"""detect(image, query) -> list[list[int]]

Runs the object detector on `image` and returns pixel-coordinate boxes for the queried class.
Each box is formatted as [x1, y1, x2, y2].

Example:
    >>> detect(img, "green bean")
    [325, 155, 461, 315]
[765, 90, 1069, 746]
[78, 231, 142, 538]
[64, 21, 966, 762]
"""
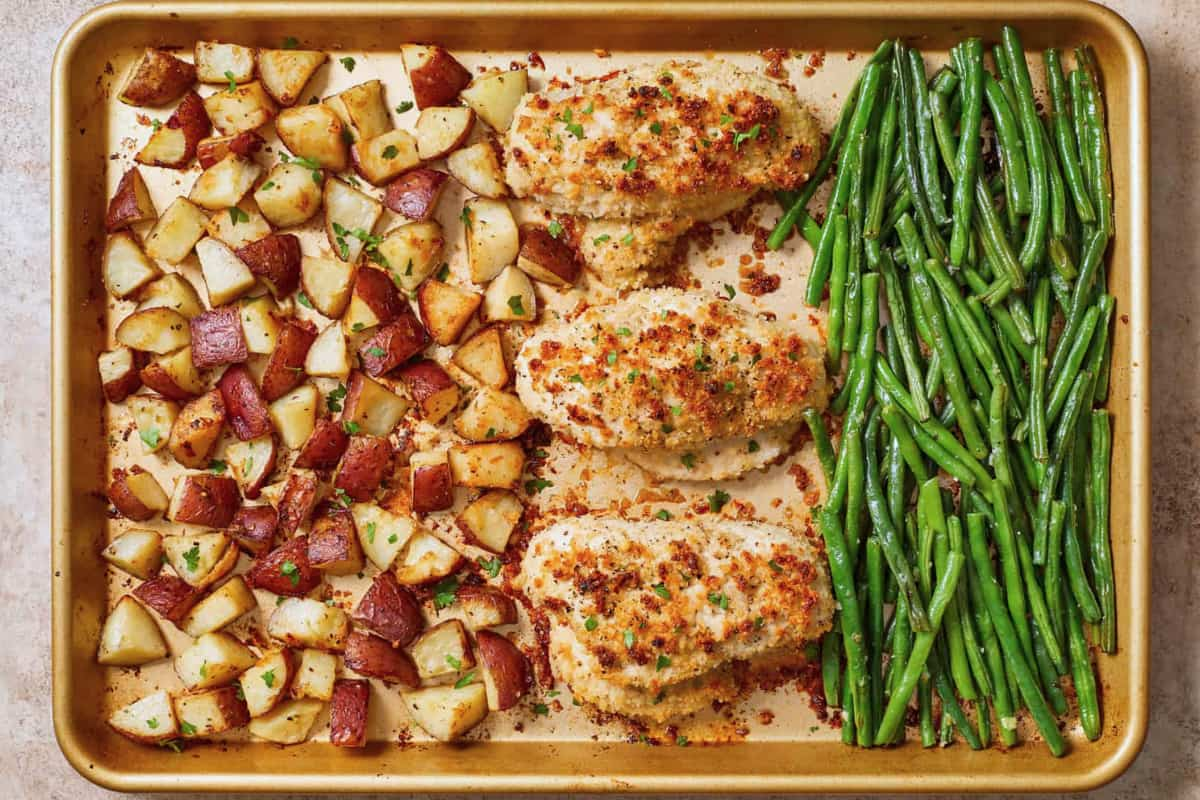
[827, 213, 851, 367]
[929, 86, 957, 173]
[1002, 27, 1050, 270]
[976, 699, 993, 749]
[804, 408, 837, 486]
[1068, 69, 1094, 200]
[973, 172, 1026, 291]
[1049, 237, 1079, 282]
[944, 295, 992, 401]
[865, 79, 900, 240]
[802, 63, 887, 305]
[893, 41, 948, 262]
[816, 506, 872, 742]
[822, 618, 842, 707]
[906, 48, 950, 226]
[1041, 117, 1069, 241]
[874, 550, 963, 744]
[1014, 511, 1067, 674]
[1033, 624, 1069, 715]
[1090, 409, 1117, 652]
[1086, 294, 1115, 407]
[928, 654, 984, 749]
[1046, 304, 1101, 427]
[966, 520, 1067, 757]
[955, 531, 994, 698]
[1044, 50, 1096, 223]
[923, 259, 1008, 393]
[984, 74, 1030, 216]
[1062, 463, 1103, 624]
[866, 538, 886, 730]
[843, 134, 872, 355]
[987, 384, 1014, 492]
[885, 433, 907, 531]
[842, 671, 857, 744]
[1044, 500, 1068, 644]
[1076, 46, 1115, 239]
[912, 267, 989, 458]
[987, 482, 1035, 667]
[937, 517, 978, 700]
[993, 327, 1030, 418]
[880, 405, 929, 483]
[1067, 586, 1103, 740]
[844, 431, 866, 565]
[965, 514, 1019, 746]
[879, 252, 931, 420]
[1034, 370, 1094, 561]
[1048, 229, 1106, 398]
[950, 38, 984, 265]
[1029, 278, 1052, 461]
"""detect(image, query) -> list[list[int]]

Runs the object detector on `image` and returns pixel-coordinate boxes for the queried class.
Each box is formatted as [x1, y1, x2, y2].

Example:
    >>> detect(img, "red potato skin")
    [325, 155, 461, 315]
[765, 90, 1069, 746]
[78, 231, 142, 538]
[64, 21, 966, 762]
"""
[201, 685, 252, 730]
[519, 225, 582, 285]
[476, 629, 533, 711]
[408, 47, 471, 109]
[245, 534, 322, 596]
[260, 319, 318, 402]
[352, 571, 424, 646]
[357, 312, 430, 377]
[190, 307, 249, 369]
[138, 91, 213, 168]
[342, 631, 420, 687]
[172, 474, 241, 528]
[456, 584, 519, 626]
[329, 679, 370, 747]
[197, 130, 265, 169]
[237, 437, 277, 499]
[292, 417, 350, 470]
[107, 468, 161, 521]
[333, 435, 393, 502]
[352, 266, 404, 327]
[105, 168, 156, 232]
[217, 364, 273, 440]
[120, 49, 197, 107]
[396, 360, 458, 423]
[227, 504, 279, 556]
[306, 507, 361, 572]
[101, 354, 144, 404]
[236, 234, 302, 299]
[133, 574, 201, 624]
[140, 357, 200, 401]
[384, 168, 449, 221]
[276, 470, 321, 538]
[410, 460, 453, 515]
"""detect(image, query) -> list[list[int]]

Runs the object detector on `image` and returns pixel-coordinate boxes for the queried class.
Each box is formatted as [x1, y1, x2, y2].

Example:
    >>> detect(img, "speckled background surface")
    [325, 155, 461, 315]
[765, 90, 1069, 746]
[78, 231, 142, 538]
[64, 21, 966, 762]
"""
[7, 0, 1190, 797]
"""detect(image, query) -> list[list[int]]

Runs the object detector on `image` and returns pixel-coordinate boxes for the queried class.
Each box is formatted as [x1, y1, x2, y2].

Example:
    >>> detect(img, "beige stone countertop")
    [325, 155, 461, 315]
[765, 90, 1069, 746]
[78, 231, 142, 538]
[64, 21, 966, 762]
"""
[7, 0, 1190, 796]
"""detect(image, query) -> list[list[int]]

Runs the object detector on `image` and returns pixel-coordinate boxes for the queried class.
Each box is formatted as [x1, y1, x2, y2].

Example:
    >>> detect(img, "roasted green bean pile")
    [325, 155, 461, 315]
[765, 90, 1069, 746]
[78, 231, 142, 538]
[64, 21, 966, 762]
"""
[772, 28, 1116, 755]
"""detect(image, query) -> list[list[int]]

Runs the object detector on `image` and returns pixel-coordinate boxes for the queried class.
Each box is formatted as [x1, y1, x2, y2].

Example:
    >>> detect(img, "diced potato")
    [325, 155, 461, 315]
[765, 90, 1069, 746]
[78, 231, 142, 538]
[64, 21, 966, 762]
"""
[291, 649, 338, 701]
[204, 81, 278, 136]
[195, 237, 256, 306]
[181, 576, 257, 637]
[163, 531, 237, 589]
[448, 442, 525, 489]
[397, 360, 460, 424]
[456, 490, 523, 553]
[226, 435, 277, 499]
[168, 389, 226, 468]
[352, 571, 424, 645]
[276, 104, 347, 171]
[135, 92, 212, 168]
[247, 697, 323, 744]
[341, 266, 402, 333]
[300, 256, 354, 318]
[189, 154, 263, 210]
[267, 597, 350, 651]
[103, 231, 161, 299]
[482, 265, 536, 323]
[108, 468, 170, 521]
[384, 167, 449, 222]
[453, 387, 532, 442]
[394, 530, 462, 585]
[517, 225, 582, 287]
[128, 394, 179, 454]
[447, 141, 507, 199]
[115, 307, 191, 354]
[108, 690, 178, 744]
[197, 130, 265, 169]
[341, 371, 410, 437]
[324, 178, 383, 263]
[414, 106, 474, 160]
[268, 383, 319, 449]
[239, 294, 281, 354]
[99, 347, 141, 403]
[204, 200, 271, 249]
[194, 41, 255, 84]
[304, 323, 352, 380]
[410, 619, 473, 680]
[351, 503, 415, 570]
[175, 631, 257, 690]
[174, 686, 250, 737]
[167, 473, 240, 528]
[137, 273, 205, 319]
[143, 197, 210, 264]
[240, 648, 295, 717]
[401, 683, 488, 742]
[416, 280, 481, 346]
[307, 510, 364, 575]
[118, 49, 195, 107]
[400, 44, 471, 110]
[329, 679, 370, 748]
[409, 450, 453, 514]
[140, 346, 205, 400]
[258, 49, 327, 106]
[254, 162, 324, 228]
[377, 221, 444, 291]
[456, 585, 519, 630]
[326, 80, 391, 142]
[102, 529, 163, 579]
[352, 129, 420, 185]
[97, 595, 168, 666]
[464, 198, 519, 283]
[451, 326, 509, 389]
[476, 629, 532, 711]
[460, 69, 527, 131]
[106, 167, 157, 232]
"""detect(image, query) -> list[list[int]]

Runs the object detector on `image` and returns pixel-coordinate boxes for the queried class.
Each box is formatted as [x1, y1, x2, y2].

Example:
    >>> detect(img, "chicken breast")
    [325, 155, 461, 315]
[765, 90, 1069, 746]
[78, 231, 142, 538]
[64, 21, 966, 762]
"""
[519, 516, 834, 722]
[504, 59, 822, 288]
[514, 289, 829, 479]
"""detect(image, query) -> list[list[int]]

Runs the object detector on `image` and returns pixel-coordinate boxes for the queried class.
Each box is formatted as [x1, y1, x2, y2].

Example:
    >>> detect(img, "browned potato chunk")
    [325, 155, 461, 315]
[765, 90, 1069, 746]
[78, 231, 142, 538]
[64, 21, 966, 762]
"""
[116, 306, 190, 354]
[308, 508, 364, 575]
[174, 686, 250, 738]
[108, 468, 169, 521]
[105, 167, 156, 232]
[357, 313, 430, 377]
[258, 49, 327, 106]
[448, 442, 525, 490]
[197, 130, 265, 169]
[300, 256, 354, 318]
[476, 629, 532, 711]
[400, 683, 488, 742]
[98, 595, 169, 666]
[414, 106, 475, 160]
[334, 435, 393, 502]
[168, 473, 240, 528]
[189, 154, 263, 212]
[204, 81, 278, 136]
[143, 197, 209, 264]
[168, 389, 227, 468]
[163, 531, 238, 589]
[267, 597, 350, 651]
[194, 41, 255, 85]
[103, 232, 161, 300]
[189, 308, 247, 369]
[304, 323, 352, 381]
[119, 48, 196, 107]
[246, 534, 321, 596]
[293, 417, 350, 470]
[276, 104, 347, 171]
[447, 140, 507, 199]
[98, 346, 142, 403]
[456, 489, 523, 553]
[517, 225, 582, 287]
[181, 575, 257, 637]
[394, 530, 462, 586]
[385, 168, 449, 222]
[456, 585, 519, 630]
[254, 162, 323, 228]
[218, 364, 273, 440]
[351, 503, 415, 571]
[397, 360, 459, 424]
[261, 319, 318, 402]
[108, 690, 179, 744]
[101, 529, 163, 580]
[378, 221, 444, 291]
[342, 265, 403, 333]
[329, 679, 370, 747]
[136, 91, 212, 169]
[133, 574, 201, 625]
[225, 435, 277, 499]
[341, 371, 410, 437]
[324, 178, 383, 263]
[352, 570, 424, 645]
[400, 45, 471, 110]
[274, 470, 321, 539]
[344, 630, 420, 686]
[175, 631, 257, 689]
[482, 265, 536, 324]
[204, 200, 271, 249]
[417, 279, 481, 345]
[326, 80, 391, 142]
[410, 619, 474, 680]
[237, 233, 302, 299]
[227, 505, 279, 557]
[409, 450, 453, 514]
[239, 648, 295, 717]
[460, 69, 527, 130]
[452, 326, 509, 389]
[137, 273, 205, 319]
[464, 197, 519, 283]
[247, 697, 323, 744]
[453, 387, 533, 442]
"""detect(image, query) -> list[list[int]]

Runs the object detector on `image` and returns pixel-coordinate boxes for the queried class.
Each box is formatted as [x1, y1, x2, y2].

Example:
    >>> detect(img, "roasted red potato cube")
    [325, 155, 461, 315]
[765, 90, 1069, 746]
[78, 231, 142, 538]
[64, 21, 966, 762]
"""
[217, 363, 273, 440]
[133, 574, 201, 625]
[342, 631, 419, 687]
[451, 326, 509, 389]
[141, 347, 204, 400]
[98, 347, 142, 403]
[343, 266, 404, 333]
[307, 508, 364, 575]
[476, 629, 532, 711]
[397, 360, 459, 424]
[410, 619, 474, 680]
[341, 371, 410, 437]
[190, 307, 249, 369]
[517, 225, 582, 287]
[334, 435, 393, 502]
[236, 234, 302, 299]
[357, 313, 430, 377]
[276, 469, 321, 538]
[168, 474, 241, 528]
[119, 48, 197, 107]
[456, 584, 519, 629]
[168, 389, 227, 468]
[226, 435, 277, 499]
[107, 468, 169, 521]
[352, 571, 424, 646]
[261, 319, 318, 402]
[228, 504, 279, 556]
[197, 130, 265, 169]
[136, 91, 212, 169]
[409, 450, 454, 514]
[105, 167, 157, 232]
[416, 280, 481, 346]
[293, 417, 350, 470]
[384, 168, 450, 222]
[329, 679, 370, 748]
[400, 44, 471, 109]
[246, 535, 322, 596]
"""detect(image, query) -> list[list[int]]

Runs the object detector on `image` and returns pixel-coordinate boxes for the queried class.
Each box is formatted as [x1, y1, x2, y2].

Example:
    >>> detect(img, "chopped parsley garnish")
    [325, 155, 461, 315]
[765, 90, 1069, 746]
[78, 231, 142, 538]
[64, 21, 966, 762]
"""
[508, 295, 526, 316]
[227, 206, 249, 225]
[388, 533, 398, 544]
[708, 591, 730, 610]
[146, 717, 159, 729]
[652, 583, 671, 600]
[724, 283, 737, 299]
[748, 439, 760, 453]
[525, 477, 553, 494]
[656, 654, 671, 671]
[297, 291, 314, 309]
[568, 373, 584, 383]
[582, 102, 594, 114]
[677, 735, 689, 746]
[623, 629, 635, 648]
[381, 144, 399, 159]
[655, 509, 672, 521]
[768, 559, 784, 573]
[707, 489, 731, 513]
[446, 654, 463, 670]
[179, 721, 197, 736]
[788, 351, 799, 361]
[454, 671, 476, 689]
[724, 381, 736, 392]
[282, 36, 299, 49]
[660, 86, 673, 100]
[436, 263, 451, 281]
[621, 156, 638, 172]
[432, 576, 458, 609]
[584, 615, 599, 631]
[260, 180, 275, 191]
[224, 70, 238, 93]
[139, 428, 161, 449]
[365, 522, 376, 543]
[626, 370, 640, 383]
[719, 113, 734, 125]
[605, 350, 618, 365]
[280, 560, 300, 586]
[396, 101, 414, 113]
[547, 220, 564, 238]
[326, 382, 347, 412]
[261, 669, 276, 688]
[615, 327, 633, 337]
[660, 423, 674, 434]
[649, 121, 663, 135]
[485, 427, 496, 438]
[670, 405, 683, 416]
[681, 453, 696, 470]
[557, 108, 584, 139]
[732, 123, 762, 150]
[478, 556, 502, 578]
[181, 544, 201, 572]
[533, 702, 550, 715]
[755, 615, 765, 628]
[621, 232, 635, 245]
[199, 662, 208, 678]
[459, 206, 473, 230]
[333, 487, 352, 508]
[150, 118, 163, 132]
[339, 56, 356, 71]
[593, 234, 611, 245]
[365, 346, 386, 358]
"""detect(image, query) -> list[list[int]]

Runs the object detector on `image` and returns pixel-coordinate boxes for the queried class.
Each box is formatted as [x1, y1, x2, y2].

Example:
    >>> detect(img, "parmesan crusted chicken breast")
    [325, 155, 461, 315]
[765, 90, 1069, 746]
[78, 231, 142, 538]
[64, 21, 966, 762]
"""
[519, 516, 834, 722]
[514, 289, 829, 480]
[504, 59, 822, 288]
